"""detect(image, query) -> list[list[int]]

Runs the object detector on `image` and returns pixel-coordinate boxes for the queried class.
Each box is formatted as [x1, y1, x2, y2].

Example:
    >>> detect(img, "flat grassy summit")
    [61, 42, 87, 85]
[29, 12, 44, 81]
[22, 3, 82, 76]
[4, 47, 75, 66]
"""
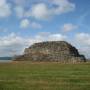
[15, 41, 86, 62]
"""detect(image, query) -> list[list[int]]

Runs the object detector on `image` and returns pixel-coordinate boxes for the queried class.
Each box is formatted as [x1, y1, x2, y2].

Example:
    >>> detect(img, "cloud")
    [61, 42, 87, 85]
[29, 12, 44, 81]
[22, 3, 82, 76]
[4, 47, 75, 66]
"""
[11, 0, 32, 6]
[51, 0, 75, 14]
[14, 6, 24, 18]
[0, 33, 28, 56]
[20, 19, 42, 29]
[31, 22, 42, 29]
[26, 3, 51, 20]
[75, 33, 90, 58]
[20, 19, 30, 28]
[25, 0, 75, 20]
[28, 33, 67, 45]
[27, 33, 67, 45]
[78, 47, 90, 59]
[0, 33, 24, 47]
[0, 32, 89, 58]
[61, 23, 78, 32]
[12, 0, 25, 5]
[75, 33, 90, 46]
[48, 34, 67, 41]
[10, 0, 75, 20]
[0, 0, 11, 18]
[0, 33, 66, 56]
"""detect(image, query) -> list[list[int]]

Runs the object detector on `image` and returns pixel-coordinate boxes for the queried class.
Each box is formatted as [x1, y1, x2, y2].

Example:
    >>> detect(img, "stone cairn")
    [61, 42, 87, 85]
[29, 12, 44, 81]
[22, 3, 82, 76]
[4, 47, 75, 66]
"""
[14, 41, 86, 62]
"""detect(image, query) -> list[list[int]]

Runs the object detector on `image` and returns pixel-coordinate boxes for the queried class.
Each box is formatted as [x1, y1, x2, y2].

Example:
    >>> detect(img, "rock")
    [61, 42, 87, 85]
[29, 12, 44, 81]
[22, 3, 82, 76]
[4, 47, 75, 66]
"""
[14, 41, 86, 62]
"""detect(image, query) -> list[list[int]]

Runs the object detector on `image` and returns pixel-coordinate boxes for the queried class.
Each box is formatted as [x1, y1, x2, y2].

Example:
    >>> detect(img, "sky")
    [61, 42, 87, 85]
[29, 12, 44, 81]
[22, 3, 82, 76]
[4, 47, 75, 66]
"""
[0, 0, 90, 58]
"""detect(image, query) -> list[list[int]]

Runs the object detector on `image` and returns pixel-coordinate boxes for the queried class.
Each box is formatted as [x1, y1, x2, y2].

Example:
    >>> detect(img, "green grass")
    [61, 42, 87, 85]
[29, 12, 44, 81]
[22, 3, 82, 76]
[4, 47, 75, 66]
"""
[0, 62, 90, 90]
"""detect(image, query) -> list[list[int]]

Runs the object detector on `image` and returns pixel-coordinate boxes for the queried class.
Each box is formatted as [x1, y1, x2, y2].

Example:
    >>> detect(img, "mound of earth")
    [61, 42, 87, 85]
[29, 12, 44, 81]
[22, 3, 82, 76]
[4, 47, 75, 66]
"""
[15, 41, 86, 62]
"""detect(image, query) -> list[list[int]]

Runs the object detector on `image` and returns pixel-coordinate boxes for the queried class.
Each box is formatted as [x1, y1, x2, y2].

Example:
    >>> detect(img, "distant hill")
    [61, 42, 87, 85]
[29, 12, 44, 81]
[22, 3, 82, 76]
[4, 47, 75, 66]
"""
[0, 57, 12, 60]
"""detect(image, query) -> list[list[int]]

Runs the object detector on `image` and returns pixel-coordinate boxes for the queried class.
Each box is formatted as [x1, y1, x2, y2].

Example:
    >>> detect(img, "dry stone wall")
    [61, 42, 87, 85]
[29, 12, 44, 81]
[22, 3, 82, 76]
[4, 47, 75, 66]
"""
[15, 41, 86, 62]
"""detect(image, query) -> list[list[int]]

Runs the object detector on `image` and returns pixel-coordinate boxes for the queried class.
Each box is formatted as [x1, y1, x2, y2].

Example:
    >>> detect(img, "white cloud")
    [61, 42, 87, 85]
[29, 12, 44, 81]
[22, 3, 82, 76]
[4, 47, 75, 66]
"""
[25, 0, 75, 20]
[0, 32, 89, 58]
[78, 47, 90, 59]
[20, 19, 42, 29]
[0, 0, 11, 18]
[0, 0, 6, 6]
[20, 19, 30, 28]
[11, 0, 75, 20]
[51, 0, 75, 14]
[31, 22, 42, 29]
[61, 23, 78, 32]
[12, 0, 33, 6]
[75, 33, 90, 46]
[0, 33, 66, 56]
[29, 33, 67, 43]
[26, 3, 50, 20]
[12, 0, 25, 5]
[75, 33, 90, 58]
[48, 34, 66, 41]
[14, 6, 24, 18]
[0, 33, 28, 56]
[0, 33, 23, 46]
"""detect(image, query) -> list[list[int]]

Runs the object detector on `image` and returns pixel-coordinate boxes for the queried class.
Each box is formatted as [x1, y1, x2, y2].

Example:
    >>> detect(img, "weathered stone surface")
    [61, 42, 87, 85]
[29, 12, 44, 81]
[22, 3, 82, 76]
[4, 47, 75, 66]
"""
[15, 41, 86, 62]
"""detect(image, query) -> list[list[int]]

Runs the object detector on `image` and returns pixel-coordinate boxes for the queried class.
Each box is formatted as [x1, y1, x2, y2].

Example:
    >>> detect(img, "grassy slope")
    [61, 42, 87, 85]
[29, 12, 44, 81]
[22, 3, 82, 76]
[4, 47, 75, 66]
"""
[0, 62, 90, 90]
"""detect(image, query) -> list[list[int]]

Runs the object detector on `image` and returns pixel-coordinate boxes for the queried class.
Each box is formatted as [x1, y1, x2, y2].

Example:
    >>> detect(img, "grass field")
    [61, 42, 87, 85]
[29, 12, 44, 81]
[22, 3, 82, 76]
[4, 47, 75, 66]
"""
[0, 61, 90, 90]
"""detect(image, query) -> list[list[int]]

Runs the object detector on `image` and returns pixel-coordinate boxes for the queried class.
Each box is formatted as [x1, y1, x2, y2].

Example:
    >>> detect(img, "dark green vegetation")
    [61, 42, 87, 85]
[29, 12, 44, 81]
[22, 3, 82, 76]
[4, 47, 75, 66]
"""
[0, 57, 12, 60]
[0, 62, 90, 90]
